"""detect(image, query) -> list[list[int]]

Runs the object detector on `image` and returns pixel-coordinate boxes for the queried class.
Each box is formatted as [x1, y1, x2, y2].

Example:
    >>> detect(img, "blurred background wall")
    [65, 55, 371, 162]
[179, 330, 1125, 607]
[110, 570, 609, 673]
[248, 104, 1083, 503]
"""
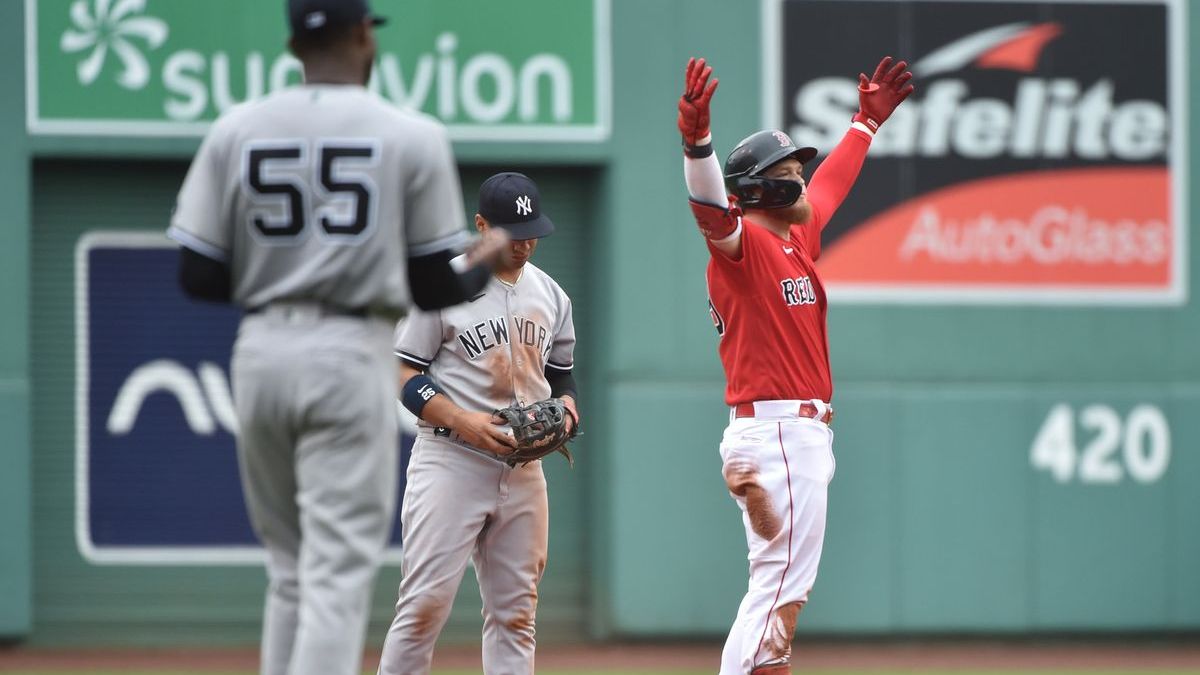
[1, 0, 1196, 647]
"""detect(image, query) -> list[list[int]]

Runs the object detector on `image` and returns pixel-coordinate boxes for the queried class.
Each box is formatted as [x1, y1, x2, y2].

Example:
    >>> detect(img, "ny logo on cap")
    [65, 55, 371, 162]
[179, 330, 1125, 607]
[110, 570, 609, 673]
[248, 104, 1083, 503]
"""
[305, 11, 327, 28]
[515, 195, 533, 216]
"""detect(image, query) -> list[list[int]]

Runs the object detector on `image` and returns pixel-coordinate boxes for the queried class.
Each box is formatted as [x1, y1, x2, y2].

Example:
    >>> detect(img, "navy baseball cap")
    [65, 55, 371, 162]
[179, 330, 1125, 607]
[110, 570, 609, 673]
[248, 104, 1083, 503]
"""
[478, 172, 555, 239]
[287, 0, 386, 37]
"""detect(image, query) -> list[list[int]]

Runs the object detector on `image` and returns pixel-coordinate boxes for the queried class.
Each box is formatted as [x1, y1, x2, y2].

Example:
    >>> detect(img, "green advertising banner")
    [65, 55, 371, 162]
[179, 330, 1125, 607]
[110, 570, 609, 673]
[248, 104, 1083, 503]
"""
[26, 0, 610, 141]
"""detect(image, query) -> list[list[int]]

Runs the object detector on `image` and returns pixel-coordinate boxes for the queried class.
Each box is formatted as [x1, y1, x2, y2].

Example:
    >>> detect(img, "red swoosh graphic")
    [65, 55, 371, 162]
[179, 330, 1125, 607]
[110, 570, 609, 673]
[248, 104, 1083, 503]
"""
[976, 22, 1063, 72]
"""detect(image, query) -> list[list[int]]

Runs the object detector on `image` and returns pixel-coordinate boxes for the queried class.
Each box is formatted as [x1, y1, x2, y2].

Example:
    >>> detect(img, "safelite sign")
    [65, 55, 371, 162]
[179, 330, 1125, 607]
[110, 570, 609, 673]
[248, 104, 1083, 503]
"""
[767, 0, 1185, 305]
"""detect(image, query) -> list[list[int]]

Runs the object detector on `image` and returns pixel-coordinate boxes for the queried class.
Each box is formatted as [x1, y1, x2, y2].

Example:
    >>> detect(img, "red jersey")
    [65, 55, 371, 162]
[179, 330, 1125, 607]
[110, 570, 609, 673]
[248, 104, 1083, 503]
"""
[703, 128, 871, 405]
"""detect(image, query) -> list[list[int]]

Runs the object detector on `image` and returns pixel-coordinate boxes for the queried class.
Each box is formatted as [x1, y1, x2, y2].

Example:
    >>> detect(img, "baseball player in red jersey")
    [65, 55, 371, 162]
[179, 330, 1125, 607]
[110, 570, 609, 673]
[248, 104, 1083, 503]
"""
[677, 56, 913, 674]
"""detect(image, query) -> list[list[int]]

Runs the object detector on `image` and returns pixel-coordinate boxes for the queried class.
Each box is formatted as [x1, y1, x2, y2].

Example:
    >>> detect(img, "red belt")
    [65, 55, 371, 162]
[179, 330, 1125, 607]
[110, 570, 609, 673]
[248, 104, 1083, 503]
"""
[734, 401, 834, 425]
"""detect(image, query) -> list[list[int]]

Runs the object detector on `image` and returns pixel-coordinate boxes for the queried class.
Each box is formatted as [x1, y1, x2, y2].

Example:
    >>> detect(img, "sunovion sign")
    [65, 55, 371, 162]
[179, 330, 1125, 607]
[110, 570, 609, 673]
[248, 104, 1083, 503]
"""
[76, 232, 407, 564]
[766, 0, 1185, 304]
[28, 0, 610, 141]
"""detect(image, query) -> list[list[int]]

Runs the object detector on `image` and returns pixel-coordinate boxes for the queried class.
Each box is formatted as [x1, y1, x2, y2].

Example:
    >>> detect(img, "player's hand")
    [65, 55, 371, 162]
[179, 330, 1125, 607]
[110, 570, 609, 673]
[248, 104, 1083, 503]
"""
[453, 410, 519, 455]
[853, 56, 914, 132]
[561, 396, 579, 436]
[463, 228, 511, 270]
[678, 57, 719, 146]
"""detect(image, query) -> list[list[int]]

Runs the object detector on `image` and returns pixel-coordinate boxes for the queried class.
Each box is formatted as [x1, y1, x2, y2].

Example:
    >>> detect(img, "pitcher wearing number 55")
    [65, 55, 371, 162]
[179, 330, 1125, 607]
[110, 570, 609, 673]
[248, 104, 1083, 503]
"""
[166, 1, 508, 674]
[677, 56, 912, 674]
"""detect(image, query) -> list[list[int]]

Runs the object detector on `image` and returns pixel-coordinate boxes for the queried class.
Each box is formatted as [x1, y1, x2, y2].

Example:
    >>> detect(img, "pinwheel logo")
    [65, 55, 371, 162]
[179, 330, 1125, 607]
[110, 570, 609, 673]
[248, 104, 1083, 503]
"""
[59, 0, 168, 90]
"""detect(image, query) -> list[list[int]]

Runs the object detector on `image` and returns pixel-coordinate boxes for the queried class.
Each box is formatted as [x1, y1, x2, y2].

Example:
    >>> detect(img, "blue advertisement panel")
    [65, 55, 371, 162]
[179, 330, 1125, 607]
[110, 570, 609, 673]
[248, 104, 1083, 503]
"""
[75, 232, 408, 564]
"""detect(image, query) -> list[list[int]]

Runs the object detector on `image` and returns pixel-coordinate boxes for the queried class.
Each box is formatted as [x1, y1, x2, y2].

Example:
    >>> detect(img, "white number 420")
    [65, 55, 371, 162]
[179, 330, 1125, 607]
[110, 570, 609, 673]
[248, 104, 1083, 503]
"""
[1030, 404, 1171, 485]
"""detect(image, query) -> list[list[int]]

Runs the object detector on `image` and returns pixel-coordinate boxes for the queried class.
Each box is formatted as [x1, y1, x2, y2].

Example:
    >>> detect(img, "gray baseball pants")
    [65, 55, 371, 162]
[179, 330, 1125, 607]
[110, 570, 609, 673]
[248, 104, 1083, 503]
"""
[378, 435, 549, 675]
[232, 309, 399, 675]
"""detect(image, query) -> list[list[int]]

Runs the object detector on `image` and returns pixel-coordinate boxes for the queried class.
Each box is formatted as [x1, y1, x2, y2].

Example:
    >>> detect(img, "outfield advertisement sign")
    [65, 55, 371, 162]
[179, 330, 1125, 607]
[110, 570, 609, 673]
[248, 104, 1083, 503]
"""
[29, 0, 610, 141]
[767, 0, 1185, 305]
[75, 232, 408, 564]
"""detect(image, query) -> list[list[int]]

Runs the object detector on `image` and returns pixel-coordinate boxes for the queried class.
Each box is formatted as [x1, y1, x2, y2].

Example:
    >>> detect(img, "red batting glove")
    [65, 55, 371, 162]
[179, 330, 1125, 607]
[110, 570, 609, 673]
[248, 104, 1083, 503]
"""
[852, 56, 914, 132]
[677, 57, 719, 146]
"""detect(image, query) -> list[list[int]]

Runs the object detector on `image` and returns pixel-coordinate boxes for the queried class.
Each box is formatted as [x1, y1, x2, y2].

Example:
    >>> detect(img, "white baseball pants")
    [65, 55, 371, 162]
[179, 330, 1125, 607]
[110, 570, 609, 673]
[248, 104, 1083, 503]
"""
[718, 403, 836, 675]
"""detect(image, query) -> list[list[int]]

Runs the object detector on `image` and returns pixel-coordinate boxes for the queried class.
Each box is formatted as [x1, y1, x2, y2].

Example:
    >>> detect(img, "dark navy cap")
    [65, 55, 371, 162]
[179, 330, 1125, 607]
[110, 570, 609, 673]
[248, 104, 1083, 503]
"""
[287, 0, 386, 37]
[478, 172, 555, 239]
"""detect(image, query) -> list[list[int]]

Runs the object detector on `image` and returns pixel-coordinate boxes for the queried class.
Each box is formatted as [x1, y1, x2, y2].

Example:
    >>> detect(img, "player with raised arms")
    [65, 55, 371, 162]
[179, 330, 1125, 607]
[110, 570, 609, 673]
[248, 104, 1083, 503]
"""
[677, 55, 913, 674]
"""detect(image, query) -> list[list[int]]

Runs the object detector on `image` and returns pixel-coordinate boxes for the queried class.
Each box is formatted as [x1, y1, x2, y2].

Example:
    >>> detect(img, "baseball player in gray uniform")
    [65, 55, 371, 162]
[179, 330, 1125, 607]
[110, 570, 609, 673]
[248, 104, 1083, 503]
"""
[378, 172, 579, 675]
[166, 2, 508, 674]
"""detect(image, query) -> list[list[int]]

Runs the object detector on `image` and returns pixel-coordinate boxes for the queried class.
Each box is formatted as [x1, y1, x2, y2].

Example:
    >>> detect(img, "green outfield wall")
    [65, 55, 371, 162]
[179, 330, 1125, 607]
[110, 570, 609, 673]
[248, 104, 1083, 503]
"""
[2, 0, 1197, 647]
[1, 0, 33, 638]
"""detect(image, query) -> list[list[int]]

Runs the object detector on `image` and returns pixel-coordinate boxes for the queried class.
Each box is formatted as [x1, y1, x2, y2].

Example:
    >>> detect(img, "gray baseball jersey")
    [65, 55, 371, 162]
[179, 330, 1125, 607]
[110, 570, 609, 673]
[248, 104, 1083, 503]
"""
[393, 261, 576, 415]
[167, 82, 469, 675]
[380, 260, 575, 674]
[167, 84, 468, 312]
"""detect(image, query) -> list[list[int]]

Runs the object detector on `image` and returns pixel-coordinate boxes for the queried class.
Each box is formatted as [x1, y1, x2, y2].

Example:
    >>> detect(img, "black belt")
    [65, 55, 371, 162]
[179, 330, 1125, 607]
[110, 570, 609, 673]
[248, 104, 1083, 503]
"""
[246, 303, 370, 318]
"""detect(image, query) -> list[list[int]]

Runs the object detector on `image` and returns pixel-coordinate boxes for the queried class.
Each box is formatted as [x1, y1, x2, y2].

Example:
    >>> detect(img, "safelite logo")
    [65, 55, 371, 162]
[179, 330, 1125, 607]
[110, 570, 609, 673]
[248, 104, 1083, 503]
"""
[776, 0, 1183, 305]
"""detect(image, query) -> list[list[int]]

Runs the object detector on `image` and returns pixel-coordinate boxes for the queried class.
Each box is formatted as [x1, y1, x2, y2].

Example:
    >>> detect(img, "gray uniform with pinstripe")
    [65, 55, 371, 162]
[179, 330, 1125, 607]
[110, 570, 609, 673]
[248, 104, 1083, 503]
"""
[379, 261, 575, 675]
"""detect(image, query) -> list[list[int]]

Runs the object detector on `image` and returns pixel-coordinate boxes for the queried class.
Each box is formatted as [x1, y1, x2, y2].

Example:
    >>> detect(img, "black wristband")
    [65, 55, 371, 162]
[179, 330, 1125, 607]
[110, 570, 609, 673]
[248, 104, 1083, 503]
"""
[683, 140, 714, 158]
[401, 374, 442, 418]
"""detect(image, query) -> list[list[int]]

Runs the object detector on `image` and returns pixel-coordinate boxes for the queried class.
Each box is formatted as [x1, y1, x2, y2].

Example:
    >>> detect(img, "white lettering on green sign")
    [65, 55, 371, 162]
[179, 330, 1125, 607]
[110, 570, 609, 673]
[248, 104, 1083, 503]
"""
[28, 0, 610, 140]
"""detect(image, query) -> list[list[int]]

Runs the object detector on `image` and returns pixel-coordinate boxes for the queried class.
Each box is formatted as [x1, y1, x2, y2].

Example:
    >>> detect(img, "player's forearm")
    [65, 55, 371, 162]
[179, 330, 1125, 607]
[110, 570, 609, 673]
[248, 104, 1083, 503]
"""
[683, 135, 727, 206]
[684, 136, 743, 257]
[398, 365, 471, 428]
[547, 366, 580, 428]
[417, 394, 472, 430]
[407, 248, 491, 310]
[806, 125, 873, 224]
[545, 366, 577, 401]
[177, 246, 232, 303]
